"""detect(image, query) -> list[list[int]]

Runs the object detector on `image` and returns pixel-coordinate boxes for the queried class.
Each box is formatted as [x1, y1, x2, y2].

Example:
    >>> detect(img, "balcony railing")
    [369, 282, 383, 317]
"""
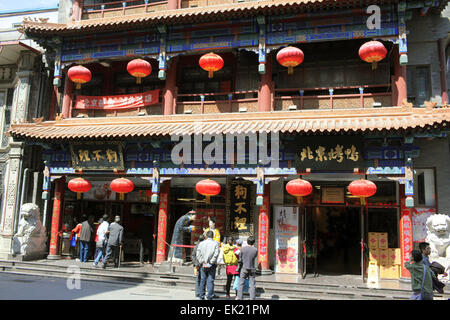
[82, 0, 168, 20]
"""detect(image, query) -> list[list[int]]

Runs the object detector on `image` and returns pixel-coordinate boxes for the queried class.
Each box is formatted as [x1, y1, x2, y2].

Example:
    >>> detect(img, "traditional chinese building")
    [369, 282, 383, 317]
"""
[6, 0, 450, 281]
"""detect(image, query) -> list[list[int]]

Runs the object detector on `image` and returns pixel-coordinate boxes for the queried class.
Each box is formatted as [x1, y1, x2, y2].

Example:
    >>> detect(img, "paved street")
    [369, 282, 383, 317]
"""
[0, 272, 199, 300]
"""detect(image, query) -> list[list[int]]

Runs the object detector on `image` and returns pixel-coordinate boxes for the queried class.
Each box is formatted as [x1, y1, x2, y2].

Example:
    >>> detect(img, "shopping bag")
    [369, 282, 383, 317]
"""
[232, 275, 249, 293]
[70, 235, 77, 247]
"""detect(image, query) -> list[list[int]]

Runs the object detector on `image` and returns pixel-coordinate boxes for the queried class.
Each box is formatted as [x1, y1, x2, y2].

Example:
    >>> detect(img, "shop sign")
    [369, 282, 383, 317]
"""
[292, 136, 364, 170]
[74, 89, 159, 110]
[321, 187, 345, 204]
[70, 141, 124, 171]
[411, 208, 435, 243]
[227, 179, 253, 234]
[274, 206, 298, 274]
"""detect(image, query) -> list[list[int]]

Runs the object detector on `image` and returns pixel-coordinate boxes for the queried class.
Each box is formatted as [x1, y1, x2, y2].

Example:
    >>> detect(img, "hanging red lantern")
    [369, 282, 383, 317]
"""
[67, 65, 92, 90]
[195, 179, 221, 204]
[358, 41, 387, 70]
[276, 46, 304, 75]
[286, 179, 313, 204]
[199, 53, 224, 78]
[127, 58, 152, 84]
[348, 179, 377, 205]
[110, 178, 134, 200]
[68, 177, 92, 200]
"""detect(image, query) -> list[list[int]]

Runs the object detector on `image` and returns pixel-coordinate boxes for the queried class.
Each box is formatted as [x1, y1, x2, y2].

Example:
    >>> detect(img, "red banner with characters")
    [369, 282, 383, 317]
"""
[74, 89, 160, 110]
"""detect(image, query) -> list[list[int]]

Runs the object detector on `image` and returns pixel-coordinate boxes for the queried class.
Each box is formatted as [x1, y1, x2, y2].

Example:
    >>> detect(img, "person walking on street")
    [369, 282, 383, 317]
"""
[79, 215, 94, 263]
[192, 234, 205, 298]
[404, 249, 434, 300]
[223, 236, 239, 299]
[93, 214, 109, 267]
[196, 230, 219, 300]
[102, 215, 124, 269]
[237, 236, 258, 300]
[418, 242, 431, 267]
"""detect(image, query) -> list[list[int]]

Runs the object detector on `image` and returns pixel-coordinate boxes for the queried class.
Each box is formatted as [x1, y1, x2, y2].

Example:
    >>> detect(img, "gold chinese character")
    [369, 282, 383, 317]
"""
[106, 149, 118, 163]
[344, 145, 359, 161]
[78, 150, 90, 162]
[234, 185, 247, 200]
[92, 150, 104, 162]
[328, 144, 344, 163]
[300, 146, 314, 161]
[234, 202, 247, 215]
[234, 217, 247, 230]
[315, 146, 327, 162]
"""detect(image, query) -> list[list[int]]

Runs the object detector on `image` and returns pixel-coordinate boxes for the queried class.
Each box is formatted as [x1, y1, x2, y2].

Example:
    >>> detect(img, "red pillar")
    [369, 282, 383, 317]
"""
[438, 39, 448, 104]
[163, 57, 178, 115]
[393, 46, 407, 107]
[168, 0, 178, 10]
[258, 185, 271, 274]
[258, 54, 273, 112]
[156, 180, 170, 263]
[47, 177, 65, 259]
[399, 185, 412, 280]
[72, 0, 84, 21]
[62, 73, 74, 119]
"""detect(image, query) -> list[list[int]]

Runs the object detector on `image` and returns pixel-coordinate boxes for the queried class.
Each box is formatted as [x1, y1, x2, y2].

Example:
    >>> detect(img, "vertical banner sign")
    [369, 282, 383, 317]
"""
[227, 179, 253, 235]
[400, 192, 413, 279]
[49, 178, 65, 256]
[258, 193, 270, 270]
[274, 206, 299, 274]
[156, 183, 169, 263]
[411, 208, 435, 243]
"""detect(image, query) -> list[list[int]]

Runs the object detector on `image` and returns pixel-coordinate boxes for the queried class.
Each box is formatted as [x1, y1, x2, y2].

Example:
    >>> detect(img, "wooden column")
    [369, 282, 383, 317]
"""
[163, 57, 178, 115]
[438, 39, 448, 104]
[258, 185, 271, 274]
[156, 180, 170, 263]
[61, 73, 74, 119]
[392, 45, 407, 106]
[258, 54, 273, 112]
[72, 0, 84, 21]
[47, 177, 65, 259]
[399, 184, 412, 280]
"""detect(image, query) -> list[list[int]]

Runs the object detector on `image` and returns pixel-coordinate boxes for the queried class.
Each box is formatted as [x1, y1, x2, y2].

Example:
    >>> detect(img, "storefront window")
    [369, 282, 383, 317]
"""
[413, 168, 435, 207]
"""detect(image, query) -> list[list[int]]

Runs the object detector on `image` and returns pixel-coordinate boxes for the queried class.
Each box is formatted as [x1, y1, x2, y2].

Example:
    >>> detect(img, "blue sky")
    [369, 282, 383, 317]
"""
[0, 0, 58, 12]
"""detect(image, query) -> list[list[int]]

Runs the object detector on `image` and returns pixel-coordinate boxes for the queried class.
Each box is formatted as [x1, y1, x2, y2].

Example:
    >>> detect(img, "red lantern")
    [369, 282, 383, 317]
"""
[286, 179, 313, 204]
[358, 41, 387, 70]
[276, 46, 304, 75]
[110, 178, 134, 200]
[348, 179, 377, 205]
[195, 179, 221, 204]
[199, 53, 224, 78]
[68, 177, 92, 200]
[68, 65, 92, 90]
[127, 58, 152, 84]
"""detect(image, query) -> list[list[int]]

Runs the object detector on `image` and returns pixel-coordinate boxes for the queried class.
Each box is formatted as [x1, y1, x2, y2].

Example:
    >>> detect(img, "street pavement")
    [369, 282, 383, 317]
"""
[0, 272, 199, 300]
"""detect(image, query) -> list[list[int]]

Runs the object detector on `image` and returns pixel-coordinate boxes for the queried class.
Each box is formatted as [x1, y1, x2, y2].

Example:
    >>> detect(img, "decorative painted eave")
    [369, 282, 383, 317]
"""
[8, 104, 450, 141]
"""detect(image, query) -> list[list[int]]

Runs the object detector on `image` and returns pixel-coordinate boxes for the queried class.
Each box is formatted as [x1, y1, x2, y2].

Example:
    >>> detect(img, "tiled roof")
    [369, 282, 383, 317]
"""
[20, 0, 394, 36]
[8, 106, 450, 141]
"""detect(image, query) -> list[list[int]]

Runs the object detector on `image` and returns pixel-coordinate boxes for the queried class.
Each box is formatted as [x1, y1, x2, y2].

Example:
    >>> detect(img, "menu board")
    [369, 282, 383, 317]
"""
[274, 206, 299, 274]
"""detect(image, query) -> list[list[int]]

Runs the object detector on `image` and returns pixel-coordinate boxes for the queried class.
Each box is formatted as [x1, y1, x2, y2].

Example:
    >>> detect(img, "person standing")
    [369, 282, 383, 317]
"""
[196, 230, 219, 300]
[404, 249, 434, 300]
[418, 242, 431, 267]
[79, 215, 94, 263]
[70, 218, 82, 259]
[170, 210, 196, 264]
[102, 215, 124, 269]
[203, 216, 221, 243]
[192, 234, 205, 298]
[223, 236, 239, 299]
[237, 236, 258, 300]
[93, 214, 109, 267]
[138, 216, 154, 265]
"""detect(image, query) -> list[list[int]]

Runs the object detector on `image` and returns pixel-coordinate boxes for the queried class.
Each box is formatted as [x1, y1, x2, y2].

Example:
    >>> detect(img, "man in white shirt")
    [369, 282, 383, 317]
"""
[93, 214, 109, 267]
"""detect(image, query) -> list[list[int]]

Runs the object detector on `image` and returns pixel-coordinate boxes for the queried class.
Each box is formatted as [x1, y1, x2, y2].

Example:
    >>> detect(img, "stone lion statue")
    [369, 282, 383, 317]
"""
[12, 203, 46, 258]
[425, 213, 450, 270]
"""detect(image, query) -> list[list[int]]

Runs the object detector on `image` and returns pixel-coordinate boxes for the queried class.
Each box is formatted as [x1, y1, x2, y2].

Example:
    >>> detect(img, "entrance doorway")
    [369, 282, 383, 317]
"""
[302, 206, 362, 276]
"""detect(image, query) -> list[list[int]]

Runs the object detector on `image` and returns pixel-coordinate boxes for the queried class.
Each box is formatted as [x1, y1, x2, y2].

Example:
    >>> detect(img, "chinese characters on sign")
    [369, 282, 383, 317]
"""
[70, 142, 124, 171]
[299, 145, 359, 163]
[74, 89, 159, 110]
[274, 206, 298, 274]
[227, 180, 253, 234]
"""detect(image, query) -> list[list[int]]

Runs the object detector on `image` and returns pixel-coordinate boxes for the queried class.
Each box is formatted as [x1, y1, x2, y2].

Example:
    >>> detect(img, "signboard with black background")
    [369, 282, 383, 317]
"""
[226, 178, 254, 235]
[292, 135, 364, 171]
[70, 141, 124, 171]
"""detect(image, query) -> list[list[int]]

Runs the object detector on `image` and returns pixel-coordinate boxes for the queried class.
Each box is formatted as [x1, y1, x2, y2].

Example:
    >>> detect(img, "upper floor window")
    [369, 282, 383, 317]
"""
[407, 66, 431, 106]
[0, 88, 14, 148]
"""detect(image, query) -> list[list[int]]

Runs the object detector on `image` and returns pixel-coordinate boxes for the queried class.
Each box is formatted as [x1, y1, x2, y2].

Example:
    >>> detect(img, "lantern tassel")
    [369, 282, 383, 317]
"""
[288, 66, 293, 75]
[296, 196, 303, 205]
[205, 195, 210, 204]
[371, 61, 377, 70]
[120, 193, 124, 201]
[76, 83, 81, 90]
[361, 197, 366, 206]
[208, 70, 213, 78]
[137, 77, 141, 84]
[77, 192, 81, 200]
